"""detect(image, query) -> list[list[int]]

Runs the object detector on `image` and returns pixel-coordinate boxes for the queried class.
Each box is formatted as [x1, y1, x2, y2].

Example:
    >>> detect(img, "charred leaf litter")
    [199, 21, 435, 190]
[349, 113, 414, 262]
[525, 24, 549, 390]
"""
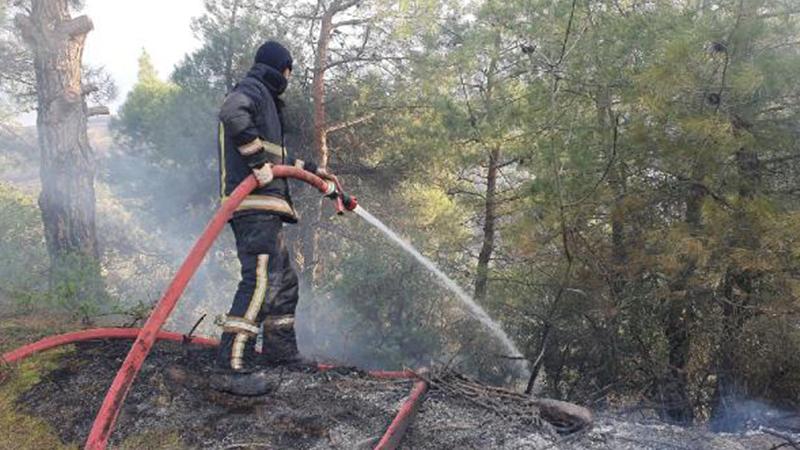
[12, 340, 800, 449]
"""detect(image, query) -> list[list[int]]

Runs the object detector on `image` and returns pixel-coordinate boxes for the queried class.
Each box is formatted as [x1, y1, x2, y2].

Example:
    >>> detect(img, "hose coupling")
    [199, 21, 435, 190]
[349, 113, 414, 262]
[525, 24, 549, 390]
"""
[324, 181, 337, 198]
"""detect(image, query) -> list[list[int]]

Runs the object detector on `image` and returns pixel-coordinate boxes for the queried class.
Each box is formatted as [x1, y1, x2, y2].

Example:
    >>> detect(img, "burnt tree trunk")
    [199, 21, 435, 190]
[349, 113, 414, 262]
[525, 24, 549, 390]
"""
[594, 87, 626, 389]
[595, 88, 626, 294]
[16, 1, 105, 297]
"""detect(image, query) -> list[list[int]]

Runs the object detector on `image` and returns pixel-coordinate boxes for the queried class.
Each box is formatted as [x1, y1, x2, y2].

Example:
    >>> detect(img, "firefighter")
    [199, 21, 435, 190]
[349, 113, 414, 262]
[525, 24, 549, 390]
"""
[213, 41, 335, 394]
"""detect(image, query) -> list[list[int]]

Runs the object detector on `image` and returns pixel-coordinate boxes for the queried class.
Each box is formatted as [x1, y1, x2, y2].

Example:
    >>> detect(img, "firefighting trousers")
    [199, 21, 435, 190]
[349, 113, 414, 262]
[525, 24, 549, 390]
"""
[217, 213, 300, 371]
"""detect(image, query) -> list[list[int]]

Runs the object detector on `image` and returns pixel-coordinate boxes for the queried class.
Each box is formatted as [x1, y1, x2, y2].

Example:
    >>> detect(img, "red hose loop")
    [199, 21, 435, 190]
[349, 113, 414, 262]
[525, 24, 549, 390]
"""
[1, 328, 217, 365]
[4, 337, 416, 382]
[84, 168, 332, 450]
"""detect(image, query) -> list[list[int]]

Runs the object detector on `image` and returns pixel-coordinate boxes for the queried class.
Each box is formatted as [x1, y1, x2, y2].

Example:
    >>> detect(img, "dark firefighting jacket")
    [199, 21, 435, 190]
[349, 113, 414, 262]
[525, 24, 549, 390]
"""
[218, 63, 317, 223]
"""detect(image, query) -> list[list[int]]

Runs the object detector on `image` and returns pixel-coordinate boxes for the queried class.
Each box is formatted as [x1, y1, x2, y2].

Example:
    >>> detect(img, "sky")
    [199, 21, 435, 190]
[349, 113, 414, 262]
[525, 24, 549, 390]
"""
[17, 0, 205, 124]
[83, 0, 206, 111]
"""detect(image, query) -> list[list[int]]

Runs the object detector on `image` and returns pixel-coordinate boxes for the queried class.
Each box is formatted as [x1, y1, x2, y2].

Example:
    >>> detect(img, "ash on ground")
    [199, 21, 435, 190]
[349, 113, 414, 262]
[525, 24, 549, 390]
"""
[403, 387, 798, 449]
[10, 340, 800, 449]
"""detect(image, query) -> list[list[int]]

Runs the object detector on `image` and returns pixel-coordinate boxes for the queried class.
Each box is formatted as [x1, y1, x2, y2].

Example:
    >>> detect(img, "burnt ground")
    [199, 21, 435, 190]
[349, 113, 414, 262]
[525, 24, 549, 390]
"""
[15, 340, 413, 449]
[7, 339, 800, 449]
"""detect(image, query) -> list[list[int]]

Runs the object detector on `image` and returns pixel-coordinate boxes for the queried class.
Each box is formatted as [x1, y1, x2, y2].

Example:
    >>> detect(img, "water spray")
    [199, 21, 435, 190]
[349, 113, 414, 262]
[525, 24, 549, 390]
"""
[352, 205, 527, 372]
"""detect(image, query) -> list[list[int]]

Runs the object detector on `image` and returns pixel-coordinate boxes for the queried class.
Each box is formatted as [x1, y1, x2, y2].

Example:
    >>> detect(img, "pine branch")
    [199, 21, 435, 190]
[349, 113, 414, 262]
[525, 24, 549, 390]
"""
[325, 113, 376, 133]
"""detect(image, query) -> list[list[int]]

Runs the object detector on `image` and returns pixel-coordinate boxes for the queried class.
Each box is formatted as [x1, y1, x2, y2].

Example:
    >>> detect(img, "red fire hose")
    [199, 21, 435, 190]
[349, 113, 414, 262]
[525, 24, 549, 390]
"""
[83, 168, 347, 450]
[375, 379, 429, 449]
[1, 328, 216, 364]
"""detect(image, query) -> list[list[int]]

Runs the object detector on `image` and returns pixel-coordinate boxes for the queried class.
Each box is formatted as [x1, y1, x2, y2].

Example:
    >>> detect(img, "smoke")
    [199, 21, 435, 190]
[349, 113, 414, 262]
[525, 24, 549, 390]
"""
[92, 116, 237, 336]
[0, 116, 236, 332]
[710, 398, 800, 433]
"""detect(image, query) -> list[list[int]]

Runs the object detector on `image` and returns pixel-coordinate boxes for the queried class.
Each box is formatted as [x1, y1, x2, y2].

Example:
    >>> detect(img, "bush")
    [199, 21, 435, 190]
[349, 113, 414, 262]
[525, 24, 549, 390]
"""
[0, 183, 111, 321]
[0, 183, 48, 308]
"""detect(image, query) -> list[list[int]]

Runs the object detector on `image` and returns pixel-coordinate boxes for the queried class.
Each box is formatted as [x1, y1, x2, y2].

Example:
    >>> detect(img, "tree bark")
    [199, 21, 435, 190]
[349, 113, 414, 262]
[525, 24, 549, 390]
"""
[474, 145, 500, 302]
[17, 0, 102, 297]
[710, 144, 760, 429]
[658, 167, 705, 425]
[473, 34, 502, 302]
[595, 88, 626, 294]
[300, 8, 335, 286]
[661, 288, 694, 424]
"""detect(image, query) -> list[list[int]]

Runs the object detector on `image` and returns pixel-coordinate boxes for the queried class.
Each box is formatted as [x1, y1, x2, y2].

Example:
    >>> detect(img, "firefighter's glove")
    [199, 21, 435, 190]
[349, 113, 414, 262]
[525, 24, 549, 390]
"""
[316, 167, 338, 184]
[252, 163, 274, 187]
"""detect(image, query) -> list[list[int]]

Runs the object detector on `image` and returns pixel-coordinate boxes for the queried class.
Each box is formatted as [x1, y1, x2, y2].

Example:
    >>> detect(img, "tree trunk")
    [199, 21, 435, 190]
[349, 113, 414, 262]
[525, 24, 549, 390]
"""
[710, 268, 750, 430]
[17, 1, 103, 300]
[661, 290, 694, 424]
[474, 145, 500, 302]
[300, 9, 334, 286]
[595, 89, 626, 294]
[658, 170, 705, 425]
[473, 34, 502, 302]
[710, 145, 760, 429]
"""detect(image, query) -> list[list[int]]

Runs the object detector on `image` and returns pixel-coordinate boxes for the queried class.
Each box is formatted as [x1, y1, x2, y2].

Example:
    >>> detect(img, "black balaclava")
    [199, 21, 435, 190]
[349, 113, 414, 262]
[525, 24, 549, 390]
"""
[252, 41, 293, 96]
[255, 41, 293, 73]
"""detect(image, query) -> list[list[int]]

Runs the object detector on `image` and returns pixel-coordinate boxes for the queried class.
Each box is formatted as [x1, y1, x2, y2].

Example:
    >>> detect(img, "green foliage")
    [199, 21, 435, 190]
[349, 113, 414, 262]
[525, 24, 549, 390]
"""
[327, 0, 800, 420]
[116, 51, 182, 157]
[46, 252, 111, 322]
[114, 1, 283, 211]
[313, 240, 447, 369]
[0, 2, 33, 112]
[0, 184, 111, 321]
[0, 184, 47, 306]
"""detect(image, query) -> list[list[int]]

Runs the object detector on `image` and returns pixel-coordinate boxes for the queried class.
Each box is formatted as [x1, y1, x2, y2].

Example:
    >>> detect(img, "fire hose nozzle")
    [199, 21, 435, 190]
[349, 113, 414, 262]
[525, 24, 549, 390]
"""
[341, 193, 358, 211]
[323, 179, 358, 215]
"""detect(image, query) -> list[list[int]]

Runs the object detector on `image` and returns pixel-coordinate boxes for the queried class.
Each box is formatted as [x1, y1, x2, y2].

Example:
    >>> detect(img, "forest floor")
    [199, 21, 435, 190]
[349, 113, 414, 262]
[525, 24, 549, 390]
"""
[2, 321, 798, 450]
